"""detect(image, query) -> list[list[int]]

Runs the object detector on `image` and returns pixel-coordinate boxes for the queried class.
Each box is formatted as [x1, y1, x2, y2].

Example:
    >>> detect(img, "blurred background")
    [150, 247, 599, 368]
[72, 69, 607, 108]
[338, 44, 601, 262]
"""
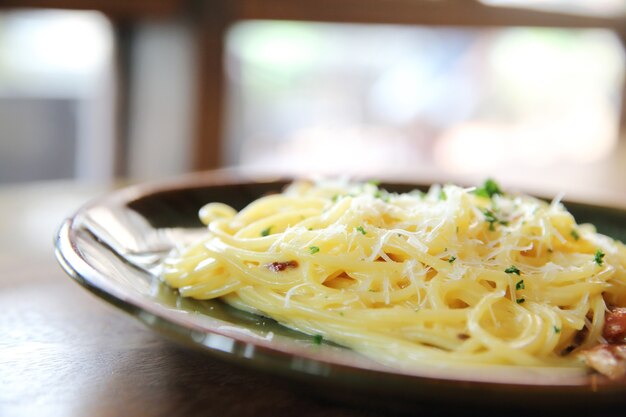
[0, 0, 625, 200]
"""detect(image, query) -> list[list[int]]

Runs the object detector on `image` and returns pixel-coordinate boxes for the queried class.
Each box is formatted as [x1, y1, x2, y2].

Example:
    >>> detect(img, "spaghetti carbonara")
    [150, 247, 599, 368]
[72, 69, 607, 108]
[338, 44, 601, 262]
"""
[161, 179, 626, 377]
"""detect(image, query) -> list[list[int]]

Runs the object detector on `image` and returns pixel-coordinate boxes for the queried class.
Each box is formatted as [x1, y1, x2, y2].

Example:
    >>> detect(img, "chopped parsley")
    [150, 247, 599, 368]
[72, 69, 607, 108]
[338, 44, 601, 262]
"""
[448, 256, 456, 264]
[309, 246, 320, 254]
[483, 209, 498, 231]
[515, 279, 525, 290]
[331, 194, 340, 202]
[374, 189, 390, 202]
[594, 249, 605, 266]
[261, 226, 272, 237]
[474, 178, 503, 199]
[367, 179, 381, 186]
[505, 265, 521, 275]
[570, 229, 580, 241]
[312, 334, 323, 345]
[356, 226, 367, 235]
[554, 326, 561, 334]
[439, 189, 447, 201]
[516, 298, 525, 304]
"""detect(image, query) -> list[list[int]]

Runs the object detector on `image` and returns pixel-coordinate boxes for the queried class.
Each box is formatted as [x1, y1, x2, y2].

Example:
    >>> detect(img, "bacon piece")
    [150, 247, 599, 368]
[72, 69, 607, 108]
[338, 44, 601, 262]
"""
[580, 308, 626, 379]
[266, 260, 298, 272]
[603, 307, 626, 343]
[581, 344, 626, 380]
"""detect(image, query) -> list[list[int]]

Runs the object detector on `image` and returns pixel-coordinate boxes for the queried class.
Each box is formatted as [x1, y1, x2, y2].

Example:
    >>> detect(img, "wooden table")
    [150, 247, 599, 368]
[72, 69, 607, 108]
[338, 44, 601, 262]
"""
[1, 179, 624, 417]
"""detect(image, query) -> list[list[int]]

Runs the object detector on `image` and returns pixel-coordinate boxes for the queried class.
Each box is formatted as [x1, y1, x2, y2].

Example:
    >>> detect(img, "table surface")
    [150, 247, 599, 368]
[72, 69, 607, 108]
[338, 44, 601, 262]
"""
[0, 180, 384, 417]
[1, 178, 625, 417]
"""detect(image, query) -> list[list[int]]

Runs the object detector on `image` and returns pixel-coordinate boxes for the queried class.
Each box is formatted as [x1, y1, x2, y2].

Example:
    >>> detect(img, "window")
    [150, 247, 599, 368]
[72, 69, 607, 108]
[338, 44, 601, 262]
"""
[0, 10, 114, 183]
[224, 21, 625, 193]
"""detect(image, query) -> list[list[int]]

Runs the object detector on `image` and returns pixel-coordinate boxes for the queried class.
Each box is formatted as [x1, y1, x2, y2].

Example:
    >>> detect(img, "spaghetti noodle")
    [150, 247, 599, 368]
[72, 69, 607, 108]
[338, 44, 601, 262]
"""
[161, 179, 626, 376]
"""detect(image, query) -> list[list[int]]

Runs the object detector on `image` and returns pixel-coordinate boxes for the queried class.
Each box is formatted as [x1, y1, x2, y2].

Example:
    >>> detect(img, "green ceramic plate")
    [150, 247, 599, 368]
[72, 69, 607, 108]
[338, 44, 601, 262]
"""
[54, 172, 626, 409]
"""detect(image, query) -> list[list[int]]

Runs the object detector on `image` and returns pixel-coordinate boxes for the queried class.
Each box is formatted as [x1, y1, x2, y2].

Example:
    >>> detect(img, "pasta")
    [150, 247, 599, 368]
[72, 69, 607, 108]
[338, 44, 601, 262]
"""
[161, 179, 626, 376]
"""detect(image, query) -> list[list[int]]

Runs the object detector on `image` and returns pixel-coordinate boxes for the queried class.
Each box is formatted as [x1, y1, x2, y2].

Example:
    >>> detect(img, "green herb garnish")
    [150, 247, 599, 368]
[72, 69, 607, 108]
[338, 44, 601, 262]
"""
[515, 279, 525, 290]
[312, 334, 323, 345]
[594, 249, 605, 266]
[483, 209, 498, 231]
[439, 189, 447, 201]
[516, 298, 525, 304]
[309, 246, 320, 254]
[356, 226, 367, 235]
[554, 326, 561, 334]
[570, 229, 580, 241]
[374, 189, 390, 202]
[505, 265, 521, 275]
[474, 178, 503, 199]
[261, 226, 272, 237]
[448, 256, 456, 264]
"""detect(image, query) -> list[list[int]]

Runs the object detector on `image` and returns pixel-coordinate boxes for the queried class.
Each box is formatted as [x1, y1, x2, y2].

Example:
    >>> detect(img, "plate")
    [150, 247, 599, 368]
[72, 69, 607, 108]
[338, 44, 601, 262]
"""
[54, 172, 626, 409]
